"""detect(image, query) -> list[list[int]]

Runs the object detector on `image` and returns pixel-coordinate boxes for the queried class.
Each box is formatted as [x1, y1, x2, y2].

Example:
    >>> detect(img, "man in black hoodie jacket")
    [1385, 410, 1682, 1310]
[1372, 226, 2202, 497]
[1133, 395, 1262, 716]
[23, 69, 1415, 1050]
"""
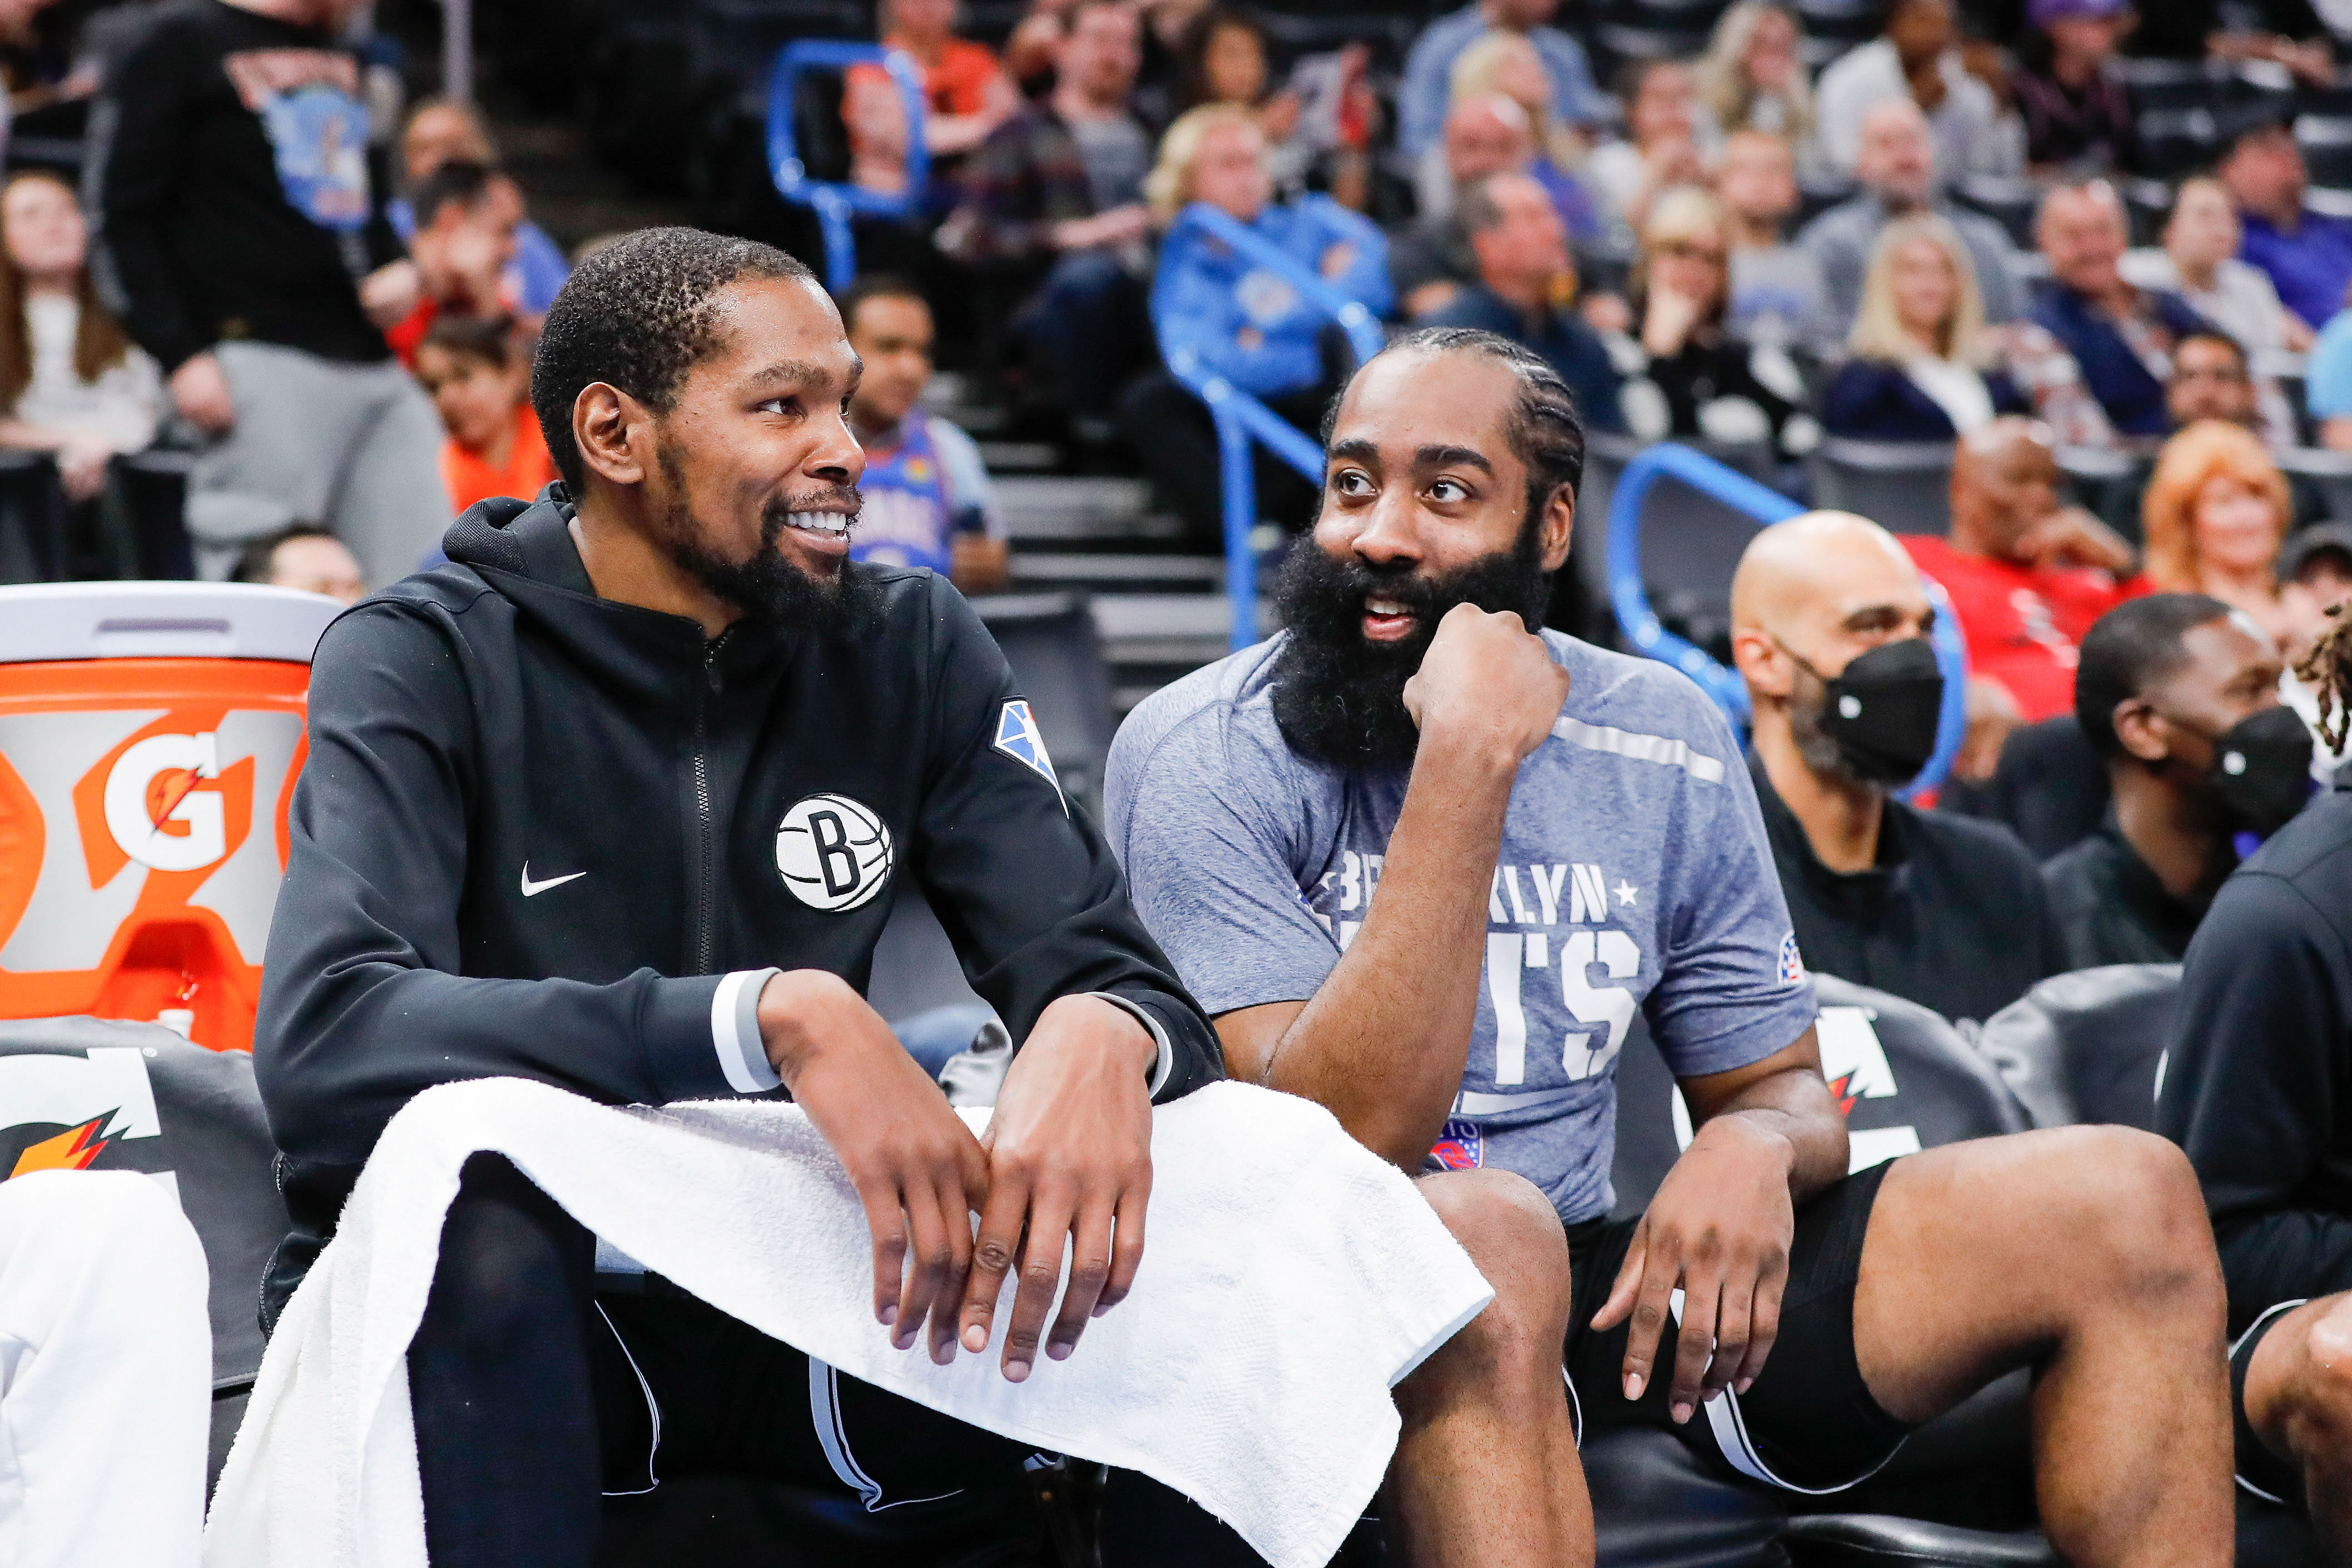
[253, 227, 1225, 1561]
[254, 228, 1575, 1566]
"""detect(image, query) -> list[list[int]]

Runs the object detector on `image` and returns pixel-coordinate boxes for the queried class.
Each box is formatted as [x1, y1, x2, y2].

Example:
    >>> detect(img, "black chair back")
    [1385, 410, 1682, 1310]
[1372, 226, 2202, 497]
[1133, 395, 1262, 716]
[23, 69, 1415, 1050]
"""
[0, 449, 66, 584]
[1972, 963, 2181, 1132]
[1612, 975, 2030, 1218]
[1807, 439, 1953, 536]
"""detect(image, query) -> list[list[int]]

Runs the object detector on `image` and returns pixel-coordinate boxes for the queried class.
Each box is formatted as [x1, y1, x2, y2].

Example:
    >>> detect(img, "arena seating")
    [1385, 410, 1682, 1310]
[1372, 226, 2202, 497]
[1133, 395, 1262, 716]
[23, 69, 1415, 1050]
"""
[1973, 963, 2180, 1133]
[1806, 439, 1954, 537]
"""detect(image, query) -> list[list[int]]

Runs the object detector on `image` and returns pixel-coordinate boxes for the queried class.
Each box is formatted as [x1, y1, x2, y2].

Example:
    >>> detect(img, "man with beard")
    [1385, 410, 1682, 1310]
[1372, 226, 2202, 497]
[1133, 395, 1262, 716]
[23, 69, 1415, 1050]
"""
[1108, 327, 2235, 1561]
[1731, 510, 2066, 1028]
[253, 228, 1574, 1566]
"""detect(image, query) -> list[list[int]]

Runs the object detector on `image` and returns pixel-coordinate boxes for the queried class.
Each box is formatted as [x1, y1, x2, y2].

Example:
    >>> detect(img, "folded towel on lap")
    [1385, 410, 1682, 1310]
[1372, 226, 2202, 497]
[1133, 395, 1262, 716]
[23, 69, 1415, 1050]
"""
[204, 1077, 1492, 1568]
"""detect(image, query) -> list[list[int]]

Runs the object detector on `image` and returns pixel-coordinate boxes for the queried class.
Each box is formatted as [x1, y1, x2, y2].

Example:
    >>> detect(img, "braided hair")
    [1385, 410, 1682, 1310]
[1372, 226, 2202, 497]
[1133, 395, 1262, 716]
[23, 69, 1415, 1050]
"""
[2297, 603, 2352, 753]
[1321, 326, 1587, 524]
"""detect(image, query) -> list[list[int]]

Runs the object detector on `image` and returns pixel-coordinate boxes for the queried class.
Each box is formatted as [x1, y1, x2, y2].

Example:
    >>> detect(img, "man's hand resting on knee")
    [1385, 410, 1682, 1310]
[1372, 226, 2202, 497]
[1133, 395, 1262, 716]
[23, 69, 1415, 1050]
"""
[958, 995, 1157, 1382]
[760, 970, 991, 1359]
[760, 978, 1157, 1381]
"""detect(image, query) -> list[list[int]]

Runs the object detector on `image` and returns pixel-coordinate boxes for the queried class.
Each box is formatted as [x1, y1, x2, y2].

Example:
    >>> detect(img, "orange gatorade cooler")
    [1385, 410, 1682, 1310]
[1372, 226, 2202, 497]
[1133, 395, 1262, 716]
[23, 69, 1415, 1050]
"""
[0, 583, 342, 1053]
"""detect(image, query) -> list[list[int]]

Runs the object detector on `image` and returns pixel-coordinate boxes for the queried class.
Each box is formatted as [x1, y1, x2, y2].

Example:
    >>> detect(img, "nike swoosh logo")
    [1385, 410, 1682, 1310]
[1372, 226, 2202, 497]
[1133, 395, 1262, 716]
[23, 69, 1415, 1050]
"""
[520, 862, 588, 897]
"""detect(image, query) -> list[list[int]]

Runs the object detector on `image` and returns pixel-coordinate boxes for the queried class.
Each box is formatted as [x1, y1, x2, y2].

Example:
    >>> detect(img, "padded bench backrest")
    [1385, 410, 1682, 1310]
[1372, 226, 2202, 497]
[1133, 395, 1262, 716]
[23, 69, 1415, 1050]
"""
[1972, 964, 2182, 1132]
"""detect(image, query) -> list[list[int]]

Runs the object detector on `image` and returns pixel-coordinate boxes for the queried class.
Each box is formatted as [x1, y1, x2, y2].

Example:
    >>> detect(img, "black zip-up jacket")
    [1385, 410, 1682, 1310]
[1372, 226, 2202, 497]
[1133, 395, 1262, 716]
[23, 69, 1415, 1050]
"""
[2157, 783, 2352, 1332]
[254, 495, 1220, 1311]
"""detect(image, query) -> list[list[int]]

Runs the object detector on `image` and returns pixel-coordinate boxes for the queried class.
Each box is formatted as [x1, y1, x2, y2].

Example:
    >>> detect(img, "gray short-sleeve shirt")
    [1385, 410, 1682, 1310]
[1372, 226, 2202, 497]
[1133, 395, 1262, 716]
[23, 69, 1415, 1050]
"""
[1104, 631, 1818, 1224]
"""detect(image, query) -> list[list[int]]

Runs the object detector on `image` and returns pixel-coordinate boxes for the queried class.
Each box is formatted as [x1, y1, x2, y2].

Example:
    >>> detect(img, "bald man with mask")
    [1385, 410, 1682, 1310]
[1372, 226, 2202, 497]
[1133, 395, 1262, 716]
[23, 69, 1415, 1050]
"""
[1732, 511, 2066, 1026]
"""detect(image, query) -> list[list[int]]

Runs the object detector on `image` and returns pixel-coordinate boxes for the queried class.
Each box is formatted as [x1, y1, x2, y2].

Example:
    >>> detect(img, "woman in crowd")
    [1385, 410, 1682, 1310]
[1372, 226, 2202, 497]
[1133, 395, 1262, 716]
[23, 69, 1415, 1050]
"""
[2143, 419, 2294, 646]
[1588, 59, 1713, 232]
[1823, 215, 2029, 438]
[1694, 2, 1817, 168]
[1120, 104, 1390, 544]
[2013, 0, 2135, 176]
[1424, 31, 1599, 237]
[1610, 185, 1815, 462]
[1173, 9, 1313, 192]
[2121, 176, 2308, 354]
[0, 171, 158, 504]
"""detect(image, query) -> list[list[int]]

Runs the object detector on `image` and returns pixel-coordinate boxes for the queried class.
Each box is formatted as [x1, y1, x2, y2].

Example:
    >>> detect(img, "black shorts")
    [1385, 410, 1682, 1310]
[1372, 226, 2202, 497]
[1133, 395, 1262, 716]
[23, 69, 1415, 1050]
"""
[591, 1277, 1046, 1544]
[1564, 1160, 1914, 1494]
[2230, 1299, 2311, 1508]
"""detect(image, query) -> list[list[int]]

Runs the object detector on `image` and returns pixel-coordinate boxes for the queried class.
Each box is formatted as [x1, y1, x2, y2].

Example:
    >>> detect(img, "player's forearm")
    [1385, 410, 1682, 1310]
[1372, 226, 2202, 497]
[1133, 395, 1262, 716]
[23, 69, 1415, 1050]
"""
[1259, 735, 1521, 1168]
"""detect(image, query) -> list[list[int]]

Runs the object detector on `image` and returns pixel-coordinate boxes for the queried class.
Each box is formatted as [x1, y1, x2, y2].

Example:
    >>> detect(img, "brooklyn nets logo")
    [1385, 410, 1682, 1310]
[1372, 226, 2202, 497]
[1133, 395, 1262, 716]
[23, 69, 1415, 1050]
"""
[774, 794, 894, 912]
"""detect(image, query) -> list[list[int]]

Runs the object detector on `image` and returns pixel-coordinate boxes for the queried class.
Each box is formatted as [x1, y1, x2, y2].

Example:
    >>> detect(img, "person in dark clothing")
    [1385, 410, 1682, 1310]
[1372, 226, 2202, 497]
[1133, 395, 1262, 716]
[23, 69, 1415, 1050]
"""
[2031, 181, 2212, 438]
[1731, 509, 2067, 1027]
[2013, 0, 2136, 176]
[89, 0, 446, 588]
[2044, 592, 2301, 968]
[1417, 171, 1622, 436]
[1938, 712, 2111, 859]
[2155, 612, 2352, 1552]
[254, 227, 1220, 1565]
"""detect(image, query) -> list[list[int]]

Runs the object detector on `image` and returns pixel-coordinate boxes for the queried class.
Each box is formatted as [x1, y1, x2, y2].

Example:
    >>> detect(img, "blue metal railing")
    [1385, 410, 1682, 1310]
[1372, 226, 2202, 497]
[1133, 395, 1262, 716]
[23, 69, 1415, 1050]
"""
[1604, 443, 1972, 796]
[1154, 202, 1388, 651]
[766, 41, 930, 292]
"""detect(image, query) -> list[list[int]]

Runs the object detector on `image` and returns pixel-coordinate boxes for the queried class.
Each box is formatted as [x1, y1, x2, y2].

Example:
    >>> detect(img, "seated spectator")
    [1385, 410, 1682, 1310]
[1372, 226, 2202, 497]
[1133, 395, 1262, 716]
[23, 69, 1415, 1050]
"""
[1170, 8, 1310, 191]
[1390, 95, 1532, 318]
[231, 523, 366, 604]
[2031, 181, 2209, 439]
[840, 275, 1010, 592]
[1418, 172, 1624, 433]
[2046, 593, 2291, 967]
[2013, 0, 2135, 177]
[1719, 129, 1822, 346]
[1732, 510, 2063, 1025]
[1586, 59, 1710, 232]
[1695, 2, 1818, 168]
[1823, 215, 2030, 439]
[870, 0, 1018, 161]
[2143, 419, 2293, 647]
[2122, 176, 2308, 356]
[2153, 632, 2352, 1556]
[1397, 0, 1602, 162]
[0, 171, 158, 503]
[385, 161, 519, 370]
[1127, 106, 1390, 541]
[1110, 331, 2239, 1559]
[2279, 523, 2352, 778]
[1799, 98, 2023, 346]
[2166, 328, 2303, 463]
[1423, 32, 1599, 239]
[939, 0, 1155, 446]
[1609, 186, 1814, 462]
[411, 314, 556, 518]
[396, 98, 569, 321]
[2221, 117, 2352, 338]
[1907, 417, 2144, 722]
[2131, 0, 2334, 82]
[1815, 0, 2019, 182]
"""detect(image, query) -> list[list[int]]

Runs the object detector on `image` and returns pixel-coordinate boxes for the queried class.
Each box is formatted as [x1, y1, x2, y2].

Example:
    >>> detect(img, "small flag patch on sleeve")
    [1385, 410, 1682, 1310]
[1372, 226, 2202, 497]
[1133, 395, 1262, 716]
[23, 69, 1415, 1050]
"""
[1778, 931, 1806, 986]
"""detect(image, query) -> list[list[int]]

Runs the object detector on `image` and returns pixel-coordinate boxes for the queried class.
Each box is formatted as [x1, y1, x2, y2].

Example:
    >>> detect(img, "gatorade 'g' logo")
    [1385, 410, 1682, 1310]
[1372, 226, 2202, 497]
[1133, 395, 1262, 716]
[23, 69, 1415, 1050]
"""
[775, 794, 894, 912]
[105, 732, 229, 871]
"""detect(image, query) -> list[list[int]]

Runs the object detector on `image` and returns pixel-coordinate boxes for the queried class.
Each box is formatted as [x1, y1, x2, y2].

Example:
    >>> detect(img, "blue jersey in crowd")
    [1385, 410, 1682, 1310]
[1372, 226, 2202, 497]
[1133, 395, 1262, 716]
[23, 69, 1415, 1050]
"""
[1152, 196, 1393, 400]
[849, 409, 1003, 578]
[1104, 630, 1819, 1225]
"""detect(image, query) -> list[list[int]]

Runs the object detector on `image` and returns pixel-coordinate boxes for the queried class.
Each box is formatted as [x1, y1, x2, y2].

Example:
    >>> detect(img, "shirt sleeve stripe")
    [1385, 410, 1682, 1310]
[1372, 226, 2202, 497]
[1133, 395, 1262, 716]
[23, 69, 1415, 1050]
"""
[1085, 991, 1175, 1098]
[713, 967, 784, 1093]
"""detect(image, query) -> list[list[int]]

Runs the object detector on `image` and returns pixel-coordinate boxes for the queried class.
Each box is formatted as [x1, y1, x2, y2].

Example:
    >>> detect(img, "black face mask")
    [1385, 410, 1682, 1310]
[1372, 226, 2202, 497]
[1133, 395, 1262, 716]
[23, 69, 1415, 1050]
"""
[2205, 705, 2315, 837]
[1791, 637, 1946, 787]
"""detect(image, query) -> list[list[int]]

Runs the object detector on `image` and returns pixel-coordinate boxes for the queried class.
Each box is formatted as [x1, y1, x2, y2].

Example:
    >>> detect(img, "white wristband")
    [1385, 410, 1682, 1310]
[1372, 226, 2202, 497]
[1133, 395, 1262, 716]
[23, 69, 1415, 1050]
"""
[1084, 991, 1175, 1099]
[712, 967, 783, 1093]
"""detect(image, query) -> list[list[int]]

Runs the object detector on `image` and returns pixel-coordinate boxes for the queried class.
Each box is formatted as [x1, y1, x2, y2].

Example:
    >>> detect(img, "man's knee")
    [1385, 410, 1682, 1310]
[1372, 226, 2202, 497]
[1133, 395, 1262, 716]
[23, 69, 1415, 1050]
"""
[1414, 1168, 1574, 1364]
[2280, 1298, 2352, 1456]
[2033, 1127, 2224, 1313]
[419, 1153, 588, 1355]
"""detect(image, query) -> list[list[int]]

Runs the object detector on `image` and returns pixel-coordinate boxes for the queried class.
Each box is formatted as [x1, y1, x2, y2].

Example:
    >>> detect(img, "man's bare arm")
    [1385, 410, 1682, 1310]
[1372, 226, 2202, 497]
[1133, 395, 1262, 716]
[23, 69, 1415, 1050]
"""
[1217, 605, 1571, 1169]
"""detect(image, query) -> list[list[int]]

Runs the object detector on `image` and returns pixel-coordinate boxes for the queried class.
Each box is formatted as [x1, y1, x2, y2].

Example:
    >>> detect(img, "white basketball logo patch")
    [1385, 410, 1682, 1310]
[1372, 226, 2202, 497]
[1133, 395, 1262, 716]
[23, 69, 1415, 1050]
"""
[775, 794, 894, 911]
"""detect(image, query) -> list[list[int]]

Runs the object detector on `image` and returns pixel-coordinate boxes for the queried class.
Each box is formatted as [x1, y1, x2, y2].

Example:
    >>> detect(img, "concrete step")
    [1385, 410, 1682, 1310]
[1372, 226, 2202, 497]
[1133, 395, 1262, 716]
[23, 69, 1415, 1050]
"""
[977, 440, 1062, 473]
[1011, 553, 1224, 593]
[996, 476, 1180, 544]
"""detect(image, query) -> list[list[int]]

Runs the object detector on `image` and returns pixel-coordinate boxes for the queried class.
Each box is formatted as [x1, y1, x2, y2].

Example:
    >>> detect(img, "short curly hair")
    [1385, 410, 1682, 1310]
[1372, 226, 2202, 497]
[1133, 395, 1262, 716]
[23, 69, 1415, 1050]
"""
[530, 226, 815, 489]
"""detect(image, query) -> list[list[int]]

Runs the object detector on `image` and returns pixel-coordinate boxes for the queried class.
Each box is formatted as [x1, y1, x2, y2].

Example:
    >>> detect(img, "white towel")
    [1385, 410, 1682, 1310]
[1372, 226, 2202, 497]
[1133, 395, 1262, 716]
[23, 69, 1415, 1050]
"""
[203, 1078, 1491, 1568]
